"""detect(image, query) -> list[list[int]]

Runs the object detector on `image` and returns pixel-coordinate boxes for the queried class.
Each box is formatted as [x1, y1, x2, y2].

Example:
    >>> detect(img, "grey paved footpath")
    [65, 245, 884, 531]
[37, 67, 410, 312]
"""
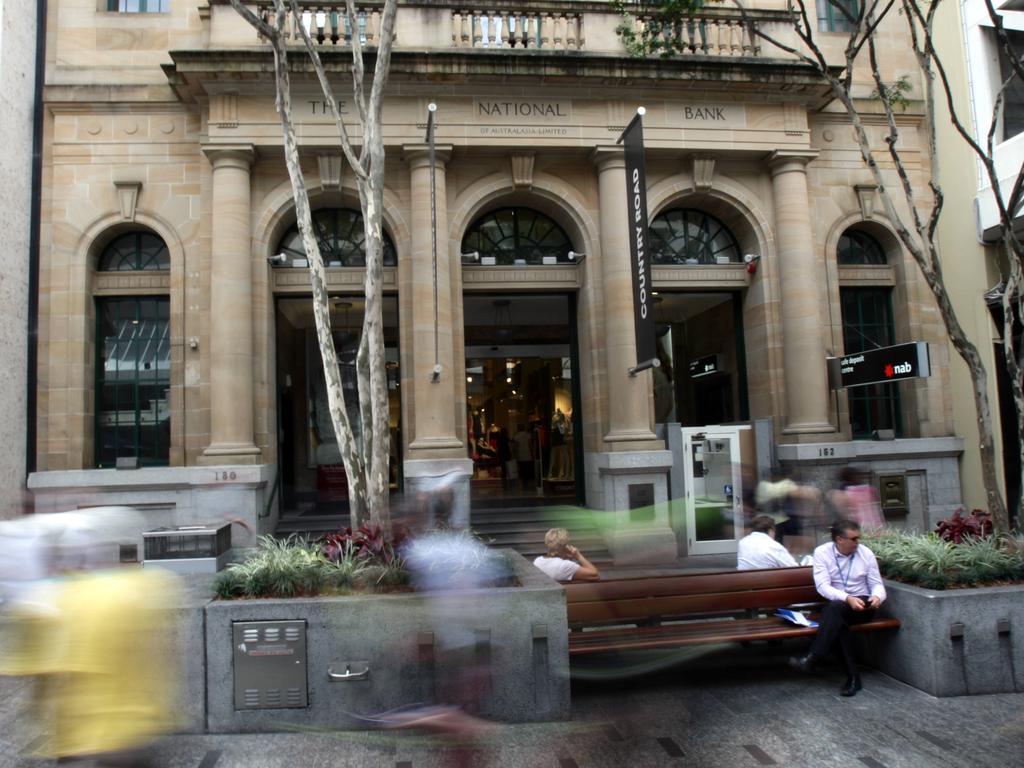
[3, 643, 1022, 768]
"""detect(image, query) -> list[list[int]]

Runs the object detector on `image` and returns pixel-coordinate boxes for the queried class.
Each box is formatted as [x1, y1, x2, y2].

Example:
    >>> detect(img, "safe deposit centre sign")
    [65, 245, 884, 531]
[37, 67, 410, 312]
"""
[826, 342, 931, 389]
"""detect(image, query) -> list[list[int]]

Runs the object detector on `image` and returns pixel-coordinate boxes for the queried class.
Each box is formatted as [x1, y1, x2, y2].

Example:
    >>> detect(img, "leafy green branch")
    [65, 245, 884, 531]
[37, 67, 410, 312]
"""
[612, 0, 710, 58]
[871, 74, 912, 111]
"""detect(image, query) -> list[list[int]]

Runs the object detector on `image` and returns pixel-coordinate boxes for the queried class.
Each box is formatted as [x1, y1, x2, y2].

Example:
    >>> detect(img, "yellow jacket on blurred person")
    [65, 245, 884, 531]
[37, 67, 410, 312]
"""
[47, 566, 181, 759]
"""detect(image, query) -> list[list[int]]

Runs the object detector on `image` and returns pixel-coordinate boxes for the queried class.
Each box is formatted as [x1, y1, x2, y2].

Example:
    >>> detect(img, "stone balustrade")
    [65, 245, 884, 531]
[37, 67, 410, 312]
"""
[631, 11, 760, 57]
[229, 1, 768, 57]
[254, 4, 384, 47]
[450, 9, 583, 50]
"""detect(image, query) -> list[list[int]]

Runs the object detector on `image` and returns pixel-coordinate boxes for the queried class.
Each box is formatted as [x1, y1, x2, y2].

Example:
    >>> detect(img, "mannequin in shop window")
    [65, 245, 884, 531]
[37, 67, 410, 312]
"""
[563, 410, 574, 480]
[549, 409, 569, 479]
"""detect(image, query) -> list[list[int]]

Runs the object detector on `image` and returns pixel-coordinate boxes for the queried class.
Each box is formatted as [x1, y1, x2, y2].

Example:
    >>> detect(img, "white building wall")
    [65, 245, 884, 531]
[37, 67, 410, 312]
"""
[0, 0, 36, 518]
[963, 0, 1024, 238]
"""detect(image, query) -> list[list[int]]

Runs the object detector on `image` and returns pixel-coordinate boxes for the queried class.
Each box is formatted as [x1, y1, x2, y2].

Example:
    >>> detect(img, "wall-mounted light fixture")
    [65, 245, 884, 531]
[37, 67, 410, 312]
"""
[461, 251, 480, 264]
[568, 251, 586, 263]
[267, 252, 288, 266]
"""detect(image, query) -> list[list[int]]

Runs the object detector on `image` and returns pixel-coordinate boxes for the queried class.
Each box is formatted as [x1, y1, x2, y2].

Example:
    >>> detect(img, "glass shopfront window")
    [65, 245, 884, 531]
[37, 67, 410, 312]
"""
[95, 297, 171, 467]
[841, 287, 902, 438]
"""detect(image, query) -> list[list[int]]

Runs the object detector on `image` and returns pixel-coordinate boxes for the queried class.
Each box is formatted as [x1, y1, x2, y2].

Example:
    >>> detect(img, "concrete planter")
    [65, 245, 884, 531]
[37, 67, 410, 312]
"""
[864, 579, 1024, 696]
[204, 550, 569, 732]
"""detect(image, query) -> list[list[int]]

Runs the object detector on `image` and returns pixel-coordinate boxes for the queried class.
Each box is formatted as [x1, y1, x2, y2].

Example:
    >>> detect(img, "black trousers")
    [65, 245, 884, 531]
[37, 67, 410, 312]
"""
[809, 598, 875, 675]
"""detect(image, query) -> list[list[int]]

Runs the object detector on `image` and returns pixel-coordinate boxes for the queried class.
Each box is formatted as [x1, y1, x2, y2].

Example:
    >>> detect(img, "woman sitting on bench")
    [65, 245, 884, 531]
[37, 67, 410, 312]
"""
[533, 528, 600, 582]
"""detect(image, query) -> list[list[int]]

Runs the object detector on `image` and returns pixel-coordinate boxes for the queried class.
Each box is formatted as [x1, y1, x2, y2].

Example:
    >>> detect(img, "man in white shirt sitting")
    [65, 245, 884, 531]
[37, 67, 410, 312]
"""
[533, 528, 600, 582]
[737, 515, 799, 570]
[788, 518, 886, 697]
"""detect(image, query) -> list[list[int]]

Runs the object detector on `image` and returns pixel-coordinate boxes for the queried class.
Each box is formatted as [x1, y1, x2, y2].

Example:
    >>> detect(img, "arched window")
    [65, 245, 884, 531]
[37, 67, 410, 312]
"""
[94, 231, 171, 467]
[277, 208, 397, 267]
[838, 229, 887, 265]
[461, 208, 573, 265]
[97, 232, 170, 271]
[649, 209, 740, 265]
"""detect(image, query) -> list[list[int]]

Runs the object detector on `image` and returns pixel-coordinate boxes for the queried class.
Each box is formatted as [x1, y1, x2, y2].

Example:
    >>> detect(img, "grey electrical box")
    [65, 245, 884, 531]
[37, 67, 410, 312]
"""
[233, 620, 308, 710]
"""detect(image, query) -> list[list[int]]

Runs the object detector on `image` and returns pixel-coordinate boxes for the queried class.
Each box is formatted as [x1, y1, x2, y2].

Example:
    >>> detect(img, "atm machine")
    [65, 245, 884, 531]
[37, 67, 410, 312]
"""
[672, 425, 750, 556]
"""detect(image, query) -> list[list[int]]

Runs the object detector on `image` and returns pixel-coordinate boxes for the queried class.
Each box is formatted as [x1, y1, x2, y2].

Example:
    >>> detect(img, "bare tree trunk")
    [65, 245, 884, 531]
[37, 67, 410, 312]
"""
[228, 0, 399, 528]
[1000, 240, 1024, 521]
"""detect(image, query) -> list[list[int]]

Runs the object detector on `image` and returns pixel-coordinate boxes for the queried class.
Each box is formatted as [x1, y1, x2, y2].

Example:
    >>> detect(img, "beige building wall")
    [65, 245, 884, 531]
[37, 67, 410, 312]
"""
[933, 0, 1006, 511]
[30, 1, 970, 535]
[0, 0, 37, 518]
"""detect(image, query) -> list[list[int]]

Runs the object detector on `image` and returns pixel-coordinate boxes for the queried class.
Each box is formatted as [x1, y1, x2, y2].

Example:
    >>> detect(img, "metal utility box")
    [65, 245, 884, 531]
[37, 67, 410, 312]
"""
[142, 524, 232, 574]
[233, 621, 308, 710]
[878, 473, 908, 516]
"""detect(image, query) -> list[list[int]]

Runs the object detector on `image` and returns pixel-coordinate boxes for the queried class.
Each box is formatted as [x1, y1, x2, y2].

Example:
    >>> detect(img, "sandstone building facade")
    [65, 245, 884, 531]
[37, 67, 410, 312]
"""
[30, 1, 968, 555]
[0, 0, 38, 519]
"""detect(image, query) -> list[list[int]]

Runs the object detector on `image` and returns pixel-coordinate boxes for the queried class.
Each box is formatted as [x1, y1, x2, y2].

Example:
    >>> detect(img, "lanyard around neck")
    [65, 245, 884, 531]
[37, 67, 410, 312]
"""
[833, 544, 855, 590]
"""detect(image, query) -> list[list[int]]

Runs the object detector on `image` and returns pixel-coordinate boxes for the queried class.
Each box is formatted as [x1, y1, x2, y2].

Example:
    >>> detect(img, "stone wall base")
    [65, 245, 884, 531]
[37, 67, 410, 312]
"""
[864, 579, 1024, 696]
[776, 437, 964, 531]
[27, 465, 276, 551]
[589, 449, 676, 564]
[402, 458, 473, 529]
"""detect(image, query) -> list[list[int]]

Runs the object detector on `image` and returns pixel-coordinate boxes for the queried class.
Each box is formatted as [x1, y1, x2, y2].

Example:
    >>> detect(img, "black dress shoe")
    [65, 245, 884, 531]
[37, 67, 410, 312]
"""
[788, 653, 817, 673]
[840, 675, 863, 696]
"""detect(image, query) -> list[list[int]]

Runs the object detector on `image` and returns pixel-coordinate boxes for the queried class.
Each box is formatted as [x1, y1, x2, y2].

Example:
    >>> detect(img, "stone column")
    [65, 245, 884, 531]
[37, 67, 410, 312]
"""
[401, 145, 472, 525]
[593, 147, 659, 449]
[591, 147, 674, 564]
[768, 150, 833, 436]
[200, 145, 260, 463]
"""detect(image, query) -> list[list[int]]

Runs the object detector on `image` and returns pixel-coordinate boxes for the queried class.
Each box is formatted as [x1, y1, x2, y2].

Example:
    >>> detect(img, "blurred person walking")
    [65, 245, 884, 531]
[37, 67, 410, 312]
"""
[755, 471, 821, 555]
[0, 508, 183, 766]
[387, 480, 503, 766]
[827, 466, 884, 531]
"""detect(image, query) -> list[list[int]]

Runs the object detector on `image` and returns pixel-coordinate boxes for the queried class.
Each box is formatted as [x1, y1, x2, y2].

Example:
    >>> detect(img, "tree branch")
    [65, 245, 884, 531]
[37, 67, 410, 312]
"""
[227, 0, 277, 41]
[287, 0, 367, 181]
[345, 0, 370, 144]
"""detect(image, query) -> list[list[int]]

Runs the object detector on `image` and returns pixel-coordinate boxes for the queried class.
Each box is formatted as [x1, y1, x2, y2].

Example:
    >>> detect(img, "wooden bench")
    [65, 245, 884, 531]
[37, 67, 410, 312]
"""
[563, 566, 900, 656]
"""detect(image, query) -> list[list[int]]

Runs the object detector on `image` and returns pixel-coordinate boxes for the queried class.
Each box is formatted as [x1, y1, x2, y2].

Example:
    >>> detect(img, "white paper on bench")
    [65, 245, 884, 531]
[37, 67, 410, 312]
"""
[775, 609, 818, 628]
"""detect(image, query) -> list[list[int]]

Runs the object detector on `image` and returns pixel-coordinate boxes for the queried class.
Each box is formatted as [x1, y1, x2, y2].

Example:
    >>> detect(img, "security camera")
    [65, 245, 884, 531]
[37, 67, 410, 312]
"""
[267, 253, 288, 266]
[743, 254, 760, 264]
[461, 251, 480, 263]
[568, 251, 586, 262]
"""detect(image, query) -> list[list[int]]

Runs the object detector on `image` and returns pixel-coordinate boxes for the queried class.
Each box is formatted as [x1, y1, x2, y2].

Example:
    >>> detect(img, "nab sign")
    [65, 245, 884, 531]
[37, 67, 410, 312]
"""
[826, 342, 931, 390]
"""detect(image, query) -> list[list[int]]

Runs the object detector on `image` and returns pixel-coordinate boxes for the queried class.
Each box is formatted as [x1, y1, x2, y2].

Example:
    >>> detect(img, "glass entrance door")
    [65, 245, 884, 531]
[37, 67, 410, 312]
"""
[463, 294, 579, 507]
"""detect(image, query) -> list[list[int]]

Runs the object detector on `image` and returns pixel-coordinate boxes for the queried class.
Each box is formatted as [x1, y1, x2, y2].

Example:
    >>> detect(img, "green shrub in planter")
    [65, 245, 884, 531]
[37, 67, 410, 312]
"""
[863, 528, 1024, 589]
[214, 535, 351, 599]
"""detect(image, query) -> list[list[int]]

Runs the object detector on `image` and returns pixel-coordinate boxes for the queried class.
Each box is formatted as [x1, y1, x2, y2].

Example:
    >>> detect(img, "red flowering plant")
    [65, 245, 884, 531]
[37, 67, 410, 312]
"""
[322, 524, 406, 566]
[935, 508, 993, 543]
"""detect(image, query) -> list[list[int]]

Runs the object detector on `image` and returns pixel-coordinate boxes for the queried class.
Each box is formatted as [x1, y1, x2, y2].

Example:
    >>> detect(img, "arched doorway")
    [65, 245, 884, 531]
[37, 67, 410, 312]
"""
[273, 208, 402, 516]
[94, 231, 172, 468]
[649, 208, 749, 429]
[461, 208, 582, 506]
